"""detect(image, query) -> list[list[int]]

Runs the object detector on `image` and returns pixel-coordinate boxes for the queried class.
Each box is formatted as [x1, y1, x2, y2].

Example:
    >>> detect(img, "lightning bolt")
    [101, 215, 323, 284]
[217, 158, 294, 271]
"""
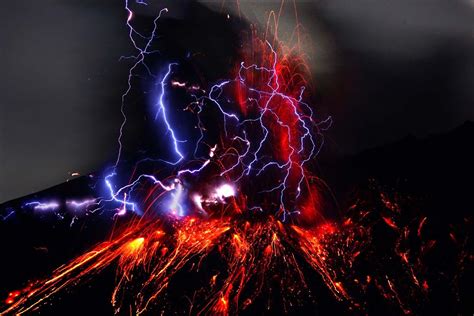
[24, 201, 60, 211]
[14, 1, 330, 224]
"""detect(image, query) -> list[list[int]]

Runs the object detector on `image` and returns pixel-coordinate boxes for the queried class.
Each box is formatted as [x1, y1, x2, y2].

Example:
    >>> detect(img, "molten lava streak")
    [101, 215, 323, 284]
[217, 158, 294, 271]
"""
[3, 216, 349, 314]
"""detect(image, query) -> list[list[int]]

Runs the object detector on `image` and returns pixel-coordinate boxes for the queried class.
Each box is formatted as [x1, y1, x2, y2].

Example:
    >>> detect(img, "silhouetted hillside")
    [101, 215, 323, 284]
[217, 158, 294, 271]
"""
[0, 122, 472, 315]
[323, 121, 474, 215]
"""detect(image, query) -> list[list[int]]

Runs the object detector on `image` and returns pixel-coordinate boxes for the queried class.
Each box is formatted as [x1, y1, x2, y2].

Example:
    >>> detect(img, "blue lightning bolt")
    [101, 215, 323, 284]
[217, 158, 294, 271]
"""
[14, 1, 330, 224]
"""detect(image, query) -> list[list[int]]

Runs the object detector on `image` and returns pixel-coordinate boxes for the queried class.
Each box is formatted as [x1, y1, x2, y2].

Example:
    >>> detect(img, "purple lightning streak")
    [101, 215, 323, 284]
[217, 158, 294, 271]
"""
[115, 1, 169, 168]
[101, 2, 188, 217]
[219, 132, 251, 177]
[99, 2, 327, 220]
[177, 145, 216, 176]
[205, 81, 240, 137]
[11, 2, 329, 224]
[24, 201, 60, 211]
[104, 172, 177, 215]
[66, 199, 99, 211]
[104, 173, 139, 214]
[192, 100, 205, 158]
[188, 40, 328, 219]
[154, 62, 185, 164]
[0, 208, 15, 221]
[102, 61, 190, 216]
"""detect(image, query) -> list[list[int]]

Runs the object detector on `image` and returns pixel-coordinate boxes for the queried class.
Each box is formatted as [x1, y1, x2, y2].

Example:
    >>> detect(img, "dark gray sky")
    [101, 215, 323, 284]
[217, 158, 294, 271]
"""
[0, 1, 130, 202]
[1, 0, 473, 202]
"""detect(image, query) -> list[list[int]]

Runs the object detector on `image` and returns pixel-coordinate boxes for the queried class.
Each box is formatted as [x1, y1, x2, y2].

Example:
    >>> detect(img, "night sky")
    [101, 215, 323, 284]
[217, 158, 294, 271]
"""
[1, 0, 473, 202]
